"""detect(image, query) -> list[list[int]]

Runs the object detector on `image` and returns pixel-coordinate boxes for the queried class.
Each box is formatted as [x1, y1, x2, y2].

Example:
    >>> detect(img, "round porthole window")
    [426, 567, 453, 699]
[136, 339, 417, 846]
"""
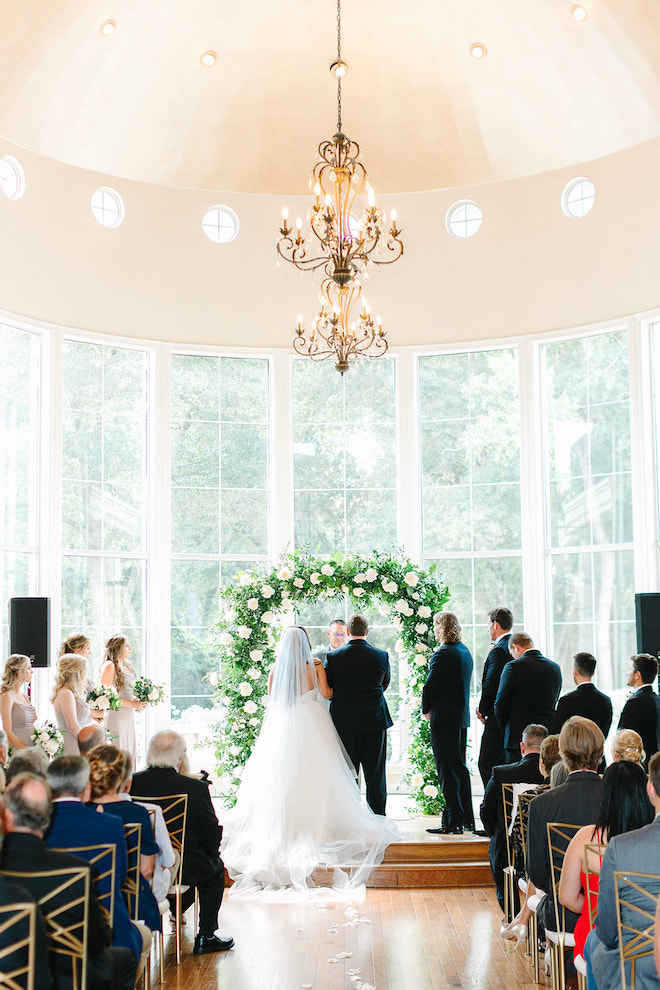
[91, 187, 125, 228]
[202, 205, 239, 244]
[562, 177, 595, 218]
[0, 155, 25, 200]
[446, 200, 483, 238]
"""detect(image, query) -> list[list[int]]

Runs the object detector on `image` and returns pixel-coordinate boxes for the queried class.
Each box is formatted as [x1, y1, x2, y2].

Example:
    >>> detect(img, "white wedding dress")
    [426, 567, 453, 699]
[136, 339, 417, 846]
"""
[221, 627, 399, 901]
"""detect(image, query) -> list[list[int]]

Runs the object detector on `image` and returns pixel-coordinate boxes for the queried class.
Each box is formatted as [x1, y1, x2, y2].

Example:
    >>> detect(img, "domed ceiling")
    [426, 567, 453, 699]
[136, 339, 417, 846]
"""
[1, 0, 660, 194]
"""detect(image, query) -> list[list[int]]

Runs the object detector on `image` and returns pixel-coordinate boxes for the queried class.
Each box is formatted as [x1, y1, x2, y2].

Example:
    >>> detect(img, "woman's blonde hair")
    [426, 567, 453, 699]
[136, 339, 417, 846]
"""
[50, 653, 88, 703]
[88, 745, 125, 800]
[0, 655, 30, 695]
[103, 635, 134, 692]
[58, 634, 90, 659]
[434, 611, 462, 645]
[612, 728, 645, 765]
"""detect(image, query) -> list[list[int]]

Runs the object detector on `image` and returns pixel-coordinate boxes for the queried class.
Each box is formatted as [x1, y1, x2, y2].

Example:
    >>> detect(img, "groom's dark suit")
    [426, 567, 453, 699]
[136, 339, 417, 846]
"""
[325, 637, 393, 816]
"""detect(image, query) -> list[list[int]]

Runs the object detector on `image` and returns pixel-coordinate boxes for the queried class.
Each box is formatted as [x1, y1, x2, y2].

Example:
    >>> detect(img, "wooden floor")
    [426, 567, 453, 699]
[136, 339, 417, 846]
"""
[157, 887, 540, 990]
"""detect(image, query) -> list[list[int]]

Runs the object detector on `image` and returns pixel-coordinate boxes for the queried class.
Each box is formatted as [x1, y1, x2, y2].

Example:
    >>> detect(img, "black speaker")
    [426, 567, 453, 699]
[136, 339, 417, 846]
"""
[9, 597, 51, 668]
[635, 593, 660, 658]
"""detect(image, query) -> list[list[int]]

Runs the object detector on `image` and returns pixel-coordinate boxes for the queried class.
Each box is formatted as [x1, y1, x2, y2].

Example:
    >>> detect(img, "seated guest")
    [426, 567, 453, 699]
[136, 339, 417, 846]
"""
[6, 747, 48, 784]
[44, 756, 150, 973]
[526, 717, 604, 963]
[0, 772, 136, 990]
[559, 760, 653, 966]
[131, 730, 233, 955]
[585, 752, 660, 990]
[88, 745, 161, 932]
[480, 723, 547, 912]
[611, 727, 645, 766]
[77, 722, 106, 757]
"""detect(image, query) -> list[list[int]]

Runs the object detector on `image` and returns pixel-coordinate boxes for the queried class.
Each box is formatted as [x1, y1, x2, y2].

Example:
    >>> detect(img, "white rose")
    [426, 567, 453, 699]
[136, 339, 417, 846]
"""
[354, 572, 366, 583]
[237, 625, 252, 639]
[208, 671, 218, 686]
[353, 587, 365, 597]
[261, 611, 274, 624]
[321, 563, 335, 576]
[247, 667, 261, 680]
[96, 696, 110, 710]
[404, 604, 414, 616]
[416, 642, 428, 652]
[261, 584, 275, 599]
[247, 598, 259, 610]
[366, 568, 378, 582]
[393, 616, 403, 629]
[239, 682, 253, 697]
[417, 605, 432, 619]
[310, 572, 321, 585]
[386, 581, 398, 594]
[415, 622, 428, 634]
[423, 784, 438, 798]
[219, 632, 233, 646]
[249, 650, 263, 662]
[378, 604, 390, 617]
[381, 577, 389, 590]
[243, 700, 258, 714]
[411, 773, 425, 788]
[249, 717, 259, 726]
[148, 688, 160, 700]
[395, 598, 409, 613]
[395, 639, 404, 653]
[46, 740, 59, 756]
[239, 574, 252, 587]
[229, 745, 241, 756]
[412, 592, 420, 600]
[404, 572, 419, 587]
[277, 567, 292, 580]
[415, 654, 427, 666]
[326, 588, 336, 597]
[224, 608, 238, 623]
[293, 577, 304, 588]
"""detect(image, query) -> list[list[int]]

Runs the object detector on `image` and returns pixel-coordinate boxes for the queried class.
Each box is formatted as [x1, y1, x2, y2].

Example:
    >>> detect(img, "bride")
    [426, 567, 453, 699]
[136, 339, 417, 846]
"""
[222, 625, 399, 899]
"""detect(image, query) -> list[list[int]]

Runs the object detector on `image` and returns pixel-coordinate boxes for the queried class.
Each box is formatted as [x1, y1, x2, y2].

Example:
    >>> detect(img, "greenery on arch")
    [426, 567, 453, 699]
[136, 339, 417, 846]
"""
[211, 549, 450, 815]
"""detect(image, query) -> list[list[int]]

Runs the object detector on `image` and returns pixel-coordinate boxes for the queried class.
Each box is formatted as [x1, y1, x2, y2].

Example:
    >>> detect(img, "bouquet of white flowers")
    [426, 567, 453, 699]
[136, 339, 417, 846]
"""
[133, 677, 165, 705]
[32, 722, 64, 758]
[87, 684, 121, 712]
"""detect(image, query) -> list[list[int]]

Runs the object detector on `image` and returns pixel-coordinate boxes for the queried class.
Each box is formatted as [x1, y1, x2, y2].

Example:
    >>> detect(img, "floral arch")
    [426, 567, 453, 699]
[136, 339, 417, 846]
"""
[212, 550, 450, 815]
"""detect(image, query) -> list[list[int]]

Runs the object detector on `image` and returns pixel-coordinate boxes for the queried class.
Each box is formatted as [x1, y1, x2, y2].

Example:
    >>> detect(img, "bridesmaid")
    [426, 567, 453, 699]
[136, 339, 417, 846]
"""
[51, 653, 94, 755]
[0, 654, 37, 749]
[58, 633, 91, 664]
[99, 635, 146, 765]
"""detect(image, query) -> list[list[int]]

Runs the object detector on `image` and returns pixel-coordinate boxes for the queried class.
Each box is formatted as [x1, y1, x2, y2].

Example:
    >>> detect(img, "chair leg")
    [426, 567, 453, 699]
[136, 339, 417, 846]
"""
[159, 931, 164, 984]
[529, 911, 540, 983]
[175, 886, 181, 964]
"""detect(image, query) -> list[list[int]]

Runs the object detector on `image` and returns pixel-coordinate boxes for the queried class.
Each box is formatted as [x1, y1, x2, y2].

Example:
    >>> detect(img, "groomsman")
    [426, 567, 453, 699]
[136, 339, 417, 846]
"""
[618, 653, 660, 766]
[324, 613, 392, 815]
[494, 632, 562, 762]
[476, 607, 514, 788]
[553, 651, 613, 737]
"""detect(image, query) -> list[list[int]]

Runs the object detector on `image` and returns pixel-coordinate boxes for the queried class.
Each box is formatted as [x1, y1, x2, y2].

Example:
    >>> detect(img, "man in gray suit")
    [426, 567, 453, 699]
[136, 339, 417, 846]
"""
[584, 751, 660, 990]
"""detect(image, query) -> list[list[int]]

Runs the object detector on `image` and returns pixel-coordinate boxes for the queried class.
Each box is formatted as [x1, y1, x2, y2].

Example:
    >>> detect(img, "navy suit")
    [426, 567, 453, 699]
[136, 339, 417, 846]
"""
[618, 684, 660, 766]
[477, 634, 511, 786]
[45, 798, 142, 963]
[422, 641, 474, 830]
[326, 638, 393, 816]
[553, 681, 613, 736]
[494, 649, 562, 761]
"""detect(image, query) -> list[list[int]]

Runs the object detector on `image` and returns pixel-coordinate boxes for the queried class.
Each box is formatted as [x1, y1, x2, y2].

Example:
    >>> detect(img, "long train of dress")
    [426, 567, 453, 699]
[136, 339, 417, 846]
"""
[221, 688, 399, 902]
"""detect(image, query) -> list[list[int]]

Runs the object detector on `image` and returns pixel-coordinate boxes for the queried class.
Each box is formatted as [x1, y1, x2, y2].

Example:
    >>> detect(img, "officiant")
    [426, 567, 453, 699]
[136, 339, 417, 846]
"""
[312, 618, 348, 666]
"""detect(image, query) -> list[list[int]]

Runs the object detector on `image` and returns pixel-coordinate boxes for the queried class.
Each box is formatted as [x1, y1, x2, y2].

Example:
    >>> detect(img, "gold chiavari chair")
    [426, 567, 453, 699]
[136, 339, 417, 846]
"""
[546, 822, 582, 990]
[132, 794, 188, 966]
[121, 823, 142, 923]
[52, 844, 116, 930]
[501, 783, 517, 925]
[517, 790, 540, 980]
[1, 867, 89, 990]
[614, 870, 660, 990]
[0, 901, 37, 990]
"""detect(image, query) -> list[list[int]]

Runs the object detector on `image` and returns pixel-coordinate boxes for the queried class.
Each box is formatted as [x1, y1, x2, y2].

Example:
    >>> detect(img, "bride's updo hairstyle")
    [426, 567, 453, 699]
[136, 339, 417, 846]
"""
[270, 626, 314, 708]
[88, 744, 125, 800]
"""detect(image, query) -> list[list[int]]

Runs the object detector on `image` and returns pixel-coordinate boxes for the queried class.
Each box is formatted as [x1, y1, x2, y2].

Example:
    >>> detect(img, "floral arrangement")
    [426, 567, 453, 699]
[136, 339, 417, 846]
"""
[32, 722, 64, 758]
[212, 549, 449, 814]
[133, 677, 165, 705]
[86, 684, 121, 712]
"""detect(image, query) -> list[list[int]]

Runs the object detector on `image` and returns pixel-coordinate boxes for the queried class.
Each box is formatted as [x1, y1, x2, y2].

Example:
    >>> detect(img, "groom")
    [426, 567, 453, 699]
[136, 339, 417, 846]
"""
[323, 613, 393, 816]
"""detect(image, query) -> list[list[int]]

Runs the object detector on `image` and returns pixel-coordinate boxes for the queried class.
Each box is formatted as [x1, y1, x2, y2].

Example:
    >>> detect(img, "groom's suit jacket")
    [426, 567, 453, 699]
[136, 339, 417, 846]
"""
[326, 639, 393, 734]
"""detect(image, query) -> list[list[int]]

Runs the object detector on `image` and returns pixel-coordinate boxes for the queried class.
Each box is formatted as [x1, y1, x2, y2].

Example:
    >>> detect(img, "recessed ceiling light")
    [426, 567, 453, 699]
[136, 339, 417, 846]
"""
[200, 50, 218, 67]
[330, 60, 348, 79]
[571, 5, 588, 21]
[469, 43, 487, 59]
[100, 19, 116, 36]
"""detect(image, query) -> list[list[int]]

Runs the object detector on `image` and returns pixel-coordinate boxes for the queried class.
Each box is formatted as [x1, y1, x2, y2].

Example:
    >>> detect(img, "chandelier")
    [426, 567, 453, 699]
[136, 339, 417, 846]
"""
[277, 0, 404, 375]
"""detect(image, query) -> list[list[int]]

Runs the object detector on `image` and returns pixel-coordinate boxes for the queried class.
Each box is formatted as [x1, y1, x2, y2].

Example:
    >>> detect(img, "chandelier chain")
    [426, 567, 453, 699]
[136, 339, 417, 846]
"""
[336, 0, 342, 132]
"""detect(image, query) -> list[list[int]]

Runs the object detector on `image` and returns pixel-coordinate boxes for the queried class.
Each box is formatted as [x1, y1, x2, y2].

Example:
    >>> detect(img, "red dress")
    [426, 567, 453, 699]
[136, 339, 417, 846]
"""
[573, 868, 600, 961]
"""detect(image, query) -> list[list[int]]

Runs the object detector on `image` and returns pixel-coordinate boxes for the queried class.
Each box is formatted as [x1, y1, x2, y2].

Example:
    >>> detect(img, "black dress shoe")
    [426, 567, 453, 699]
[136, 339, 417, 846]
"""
[471, 827, 489, 836]
[426, 826, 463, 835]
[193, 934, 235, 954]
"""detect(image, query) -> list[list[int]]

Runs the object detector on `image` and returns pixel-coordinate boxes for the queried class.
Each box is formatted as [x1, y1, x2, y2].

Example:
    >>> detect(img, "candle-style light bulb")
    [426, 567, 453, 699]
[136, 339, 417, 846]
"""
[282, 206, 288, 220]
[390, 208, 397, 222]
[296, 217, 303, 230]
